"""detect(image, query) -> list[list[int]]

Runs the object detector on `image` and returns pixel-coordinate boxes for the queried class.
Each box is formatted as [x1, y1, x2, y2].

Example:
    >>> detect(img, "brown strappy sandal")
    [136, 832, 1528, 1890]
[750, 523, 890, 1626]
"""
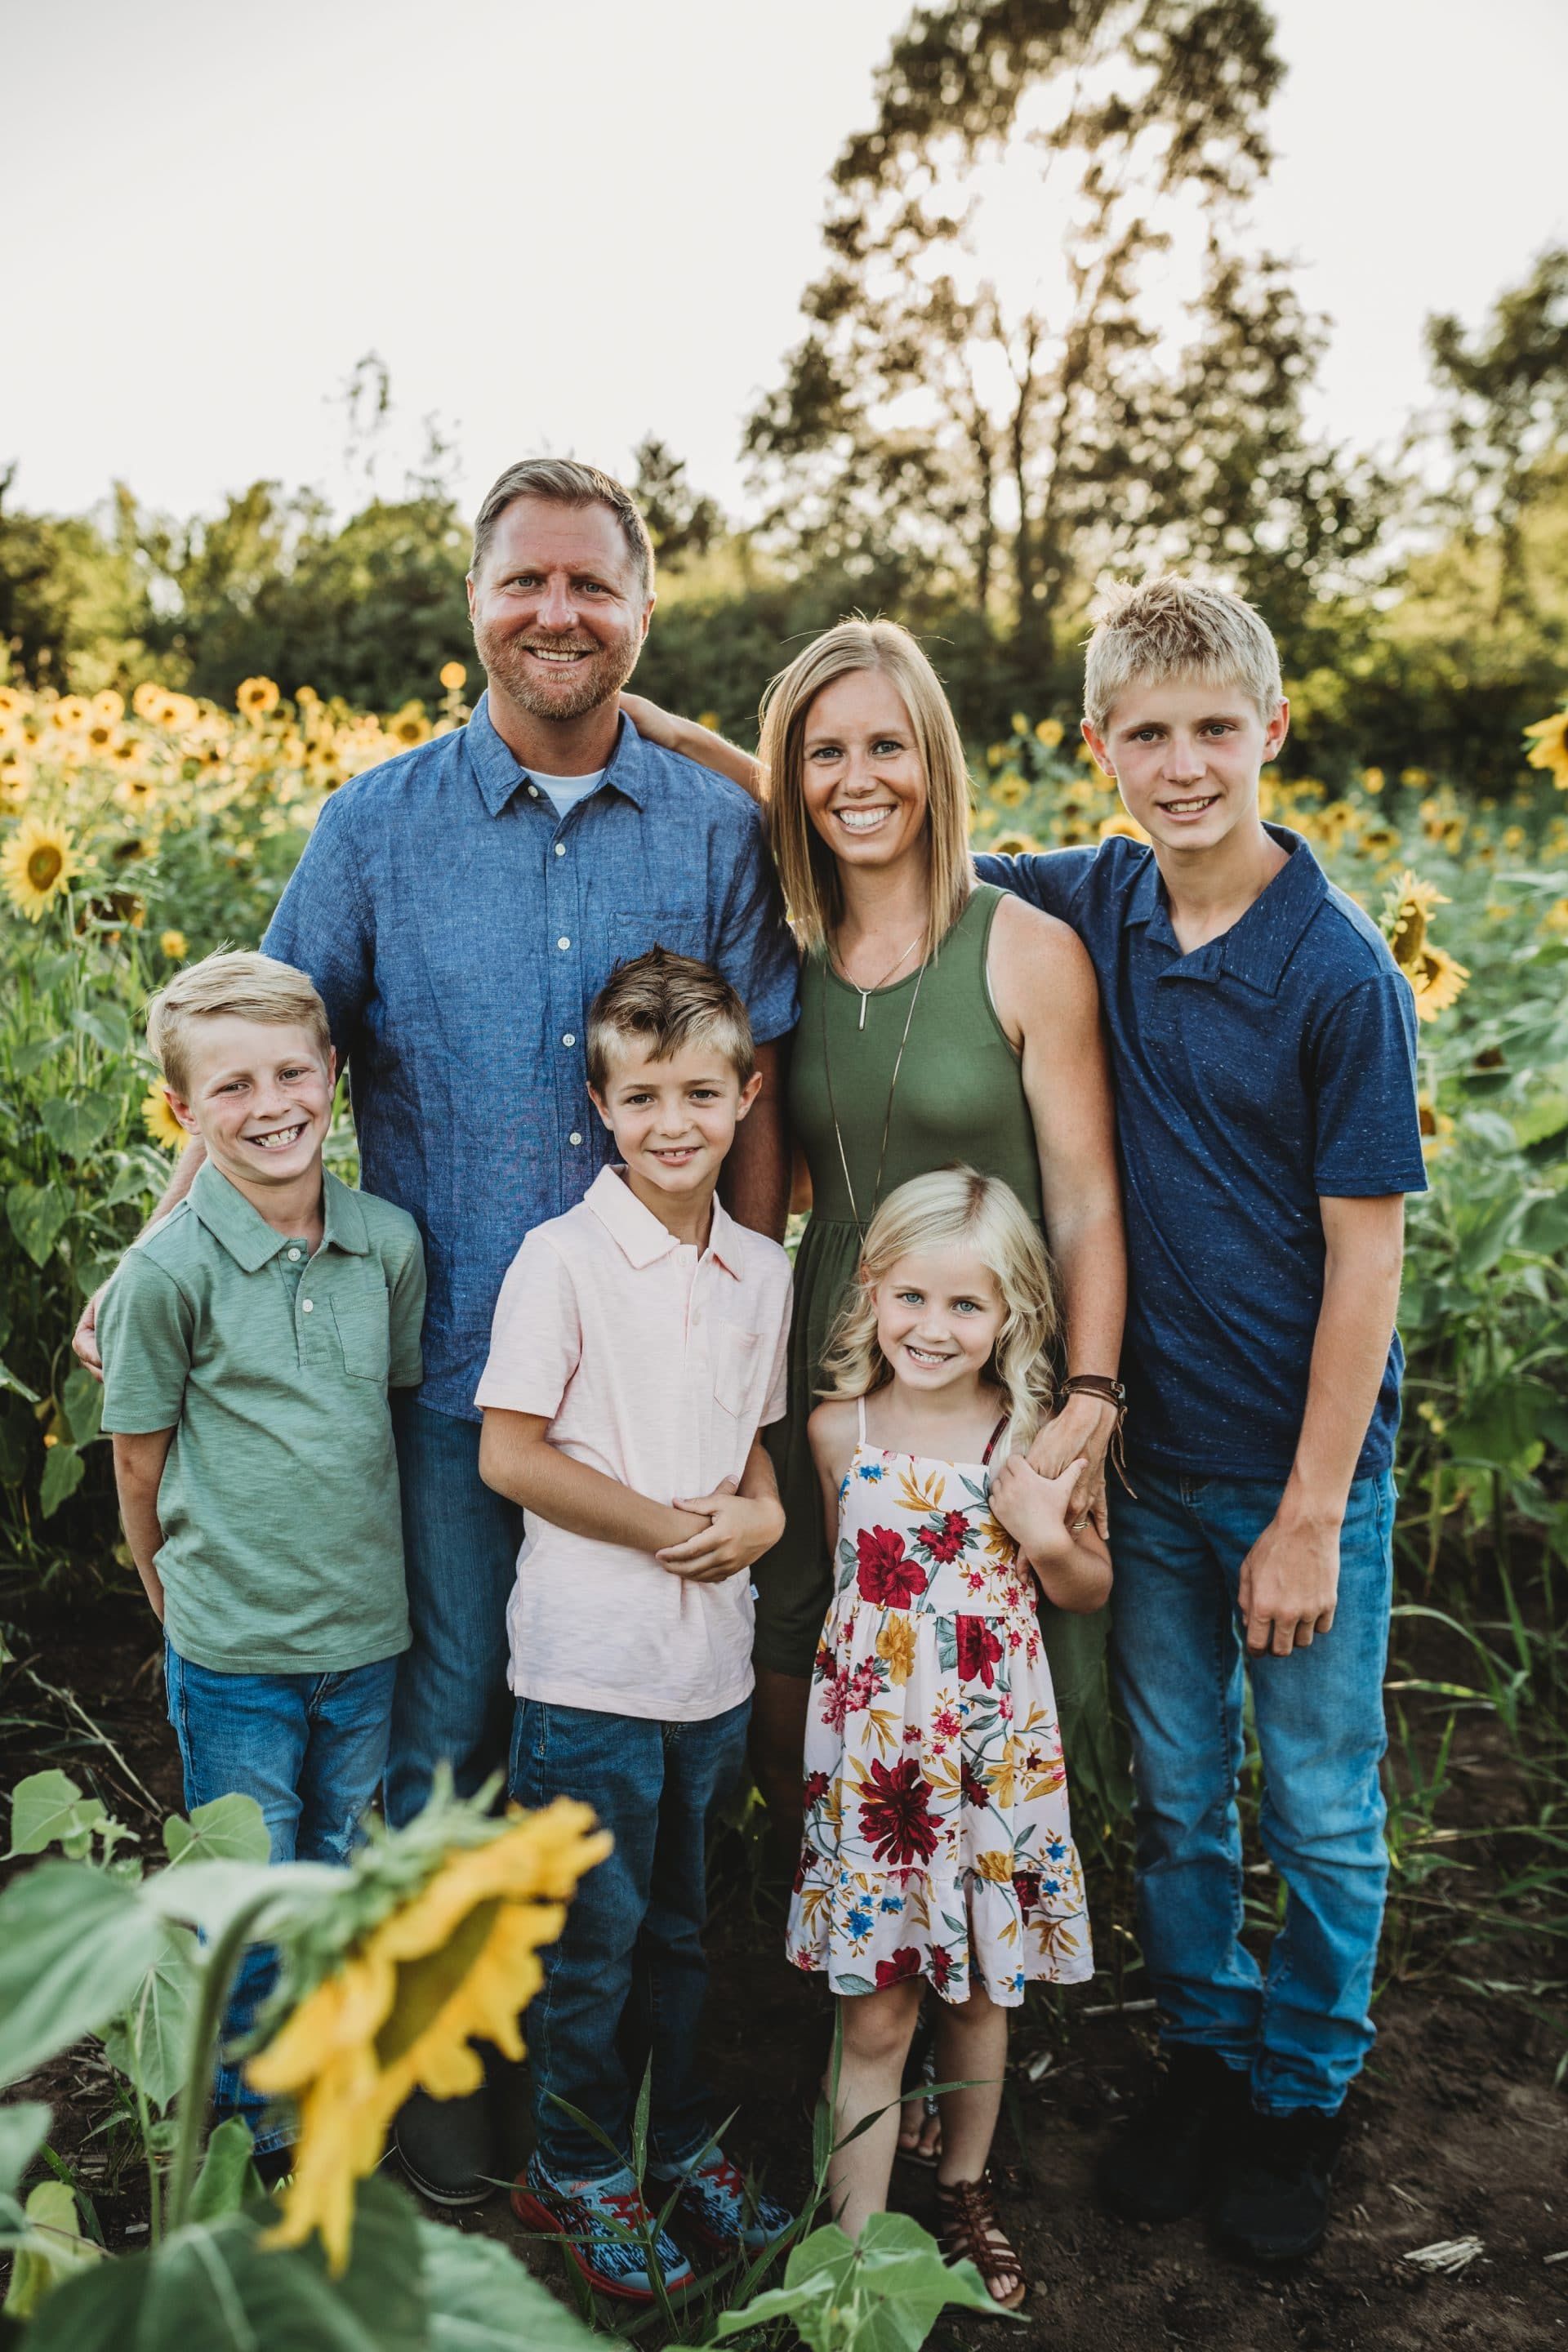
[934, 2172, 1029, 2314]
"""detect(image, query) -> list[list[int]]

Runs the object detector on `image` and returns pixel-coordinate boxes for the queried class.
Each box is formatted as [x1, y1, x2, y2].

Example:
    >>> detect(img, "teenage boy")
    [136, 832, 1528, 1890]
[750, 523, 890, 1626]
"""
[973, 578, 1428, 2264]
[475, 948, 794, 2302]
[98, 951, 425, 2175]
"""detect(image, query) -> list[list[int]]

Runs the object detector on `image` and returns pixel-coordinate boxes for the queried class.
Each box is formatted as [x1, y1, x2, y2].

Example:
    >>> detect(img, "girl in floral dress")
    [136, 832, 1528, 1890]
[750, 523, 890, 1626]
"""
[786, 1168, 1111, 2310]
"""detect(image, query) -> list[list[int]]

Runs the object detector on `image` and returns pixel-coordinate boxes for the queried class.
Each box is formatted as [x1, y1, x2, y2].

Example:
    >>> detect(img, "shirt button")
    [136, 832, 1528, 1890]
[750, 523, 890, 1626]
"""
[562, 1032, 576, 1047]
[287, 1247, 301, 1261]
[528, 784, 539, 798]
[301, 1298, 314, 1312]
[558, 936, 571, 951]
[568, 1131, 582, 1147]
[554, 842, 566, 857]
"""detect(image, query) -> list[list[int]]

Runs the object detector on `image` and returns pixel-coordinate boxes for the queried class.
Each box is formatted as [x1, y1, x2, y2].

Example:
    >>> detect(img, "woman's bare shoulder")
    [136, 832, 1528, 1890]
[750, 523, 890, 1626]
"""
[987, 886, 1100, 1027]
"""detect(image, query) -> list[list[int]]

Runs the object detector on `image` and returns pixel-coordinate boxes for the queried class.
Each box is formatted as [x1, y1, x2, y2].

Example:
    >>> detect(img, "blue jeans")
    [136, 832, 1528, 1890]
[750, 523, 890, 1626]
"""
[509, 1696, 751, 2181]
[1107, 1468, 1395, 2116]
[385, 1395, 521, 1828]
[164, 1643, 399, 2154]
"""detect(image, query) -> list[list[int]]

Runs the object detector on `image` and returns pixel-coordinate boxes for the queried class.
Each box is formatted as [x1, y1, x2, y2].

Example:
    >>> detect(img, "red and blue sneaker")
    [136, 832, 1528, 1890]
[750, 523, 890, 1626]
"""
[510, 2158, 696, 2303]
[650, 2147, 795, 2255]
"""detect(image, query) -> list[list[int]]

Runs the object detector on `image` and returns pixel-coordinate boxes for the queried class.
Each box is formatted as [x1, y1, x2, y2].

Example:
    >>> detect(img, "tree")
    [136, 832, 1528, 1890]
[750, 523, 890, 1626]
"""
[746, 0, 1369, 647]
[630, 436, 724, 569]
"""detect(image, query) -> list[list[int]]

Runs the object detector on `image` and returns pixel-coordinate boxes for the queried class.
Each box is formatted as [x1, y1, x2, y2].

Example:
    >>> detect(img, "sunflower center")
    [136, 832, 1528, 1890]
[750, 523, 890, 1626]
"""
[1392, 904, 1428, 965]
[373, 1897, 504, 2072]
[26, 845, 64, 890]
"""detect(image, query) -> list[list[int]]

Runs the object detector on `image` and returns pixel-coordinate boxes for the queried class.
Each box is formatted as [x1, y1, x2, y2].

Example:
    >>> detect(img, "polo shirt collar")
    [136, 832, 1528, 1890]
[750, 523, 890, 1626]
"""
[1127, 823, 1328, 996]
[189, 1159, 368, 1272]
[586, 1164, 743, 1276]
[465, 692, 648, 817]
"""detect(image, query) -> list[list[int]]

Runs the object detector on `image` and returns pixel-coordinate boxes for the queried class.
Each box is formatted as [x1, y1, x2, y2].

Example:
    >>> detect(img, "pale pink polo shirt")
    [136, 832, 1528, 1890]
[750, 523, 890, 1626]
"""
[474, 1164, 793, 1722]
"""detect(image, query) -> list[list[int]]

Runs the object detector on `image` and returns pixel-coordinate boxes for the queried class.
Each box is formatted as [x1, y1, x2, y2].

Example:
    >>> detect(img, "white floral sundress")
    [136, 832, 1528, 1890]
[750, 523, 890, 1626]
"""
[786, 1400, 1093, 2006]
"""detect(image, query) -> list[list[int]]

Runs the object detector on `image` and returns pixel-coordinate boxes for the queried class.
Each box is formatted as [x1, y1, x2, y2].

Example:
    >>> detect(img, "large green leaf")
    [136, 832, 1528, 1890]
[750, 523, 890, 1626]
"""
[164, 1793, 271, 1869]
[0, 2103, 50, 2200]
[75, 1004, 133, 1057]
[140, 1855, 345, 1940]
[6, 1180, 72, 1269]
[100, 1921, 201, 2109]
[21, 2249, 151, 2351]
[1444, 1380, 1558, 1472]
[187, 2117, 265, 2224]
[62, 1364, 105, 1448]
[12, 1034, 69, 1077]
[1, 2179, 102, 2319]
[38, 1441, 86, 1520]
[0, 1861, 164, 2086]
[712, 2212, 996, 2352]
[7, 1770, 107, 1860]
[40, 1093, 117, 1160]
[419, 2221, 600, 2350]
[135, 2175, 425, 2352]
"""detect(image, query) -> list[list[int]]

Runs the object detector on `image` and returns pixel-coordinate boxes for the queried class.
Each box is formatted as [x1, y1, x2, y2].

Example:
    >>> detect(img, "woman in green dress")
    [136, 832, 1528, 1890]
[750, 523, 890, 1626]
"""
[740, 621, 1127, 1845]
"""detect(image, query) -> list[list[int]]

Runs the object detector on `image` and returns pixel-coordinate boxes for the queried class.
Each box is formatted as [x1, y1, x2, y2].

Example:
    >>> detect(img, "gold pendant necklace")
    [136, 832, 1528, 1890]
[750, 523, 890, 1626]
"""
[821, 949, 929, 1241]
[835, 932, 924, 1031]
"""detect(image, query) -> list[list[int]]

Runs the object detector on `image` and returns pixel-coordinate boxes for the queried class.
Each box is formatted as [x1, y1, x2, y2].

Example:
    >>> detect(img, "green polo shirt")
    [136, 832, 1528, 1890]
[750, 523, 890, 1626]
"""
[100, 1158, 425, 1674]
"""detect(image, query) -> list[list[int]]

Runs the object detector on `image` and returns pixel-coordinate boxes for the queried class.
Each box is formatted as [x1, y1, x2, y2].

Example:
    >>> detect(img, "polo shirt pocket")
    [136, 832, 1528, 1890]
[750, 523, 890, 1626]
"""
[714, 1322, 760, 1419]
[332, 1289, 391, 1383]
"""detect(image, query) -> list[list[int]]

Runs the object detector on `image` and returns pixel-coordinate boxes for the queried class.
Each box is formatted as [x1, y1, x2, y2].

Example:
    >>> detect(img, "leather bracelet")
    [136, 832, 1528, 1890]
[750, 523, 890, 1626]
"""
[1054, 1373, 1135, 1497]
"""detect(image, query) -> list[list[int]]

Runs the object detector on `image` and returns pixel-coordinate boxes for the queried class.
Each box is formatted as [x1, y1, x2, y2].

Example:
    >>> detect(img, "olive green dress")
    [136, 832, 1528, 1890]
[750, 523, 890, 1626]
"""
[757, 884, 1123, 1829]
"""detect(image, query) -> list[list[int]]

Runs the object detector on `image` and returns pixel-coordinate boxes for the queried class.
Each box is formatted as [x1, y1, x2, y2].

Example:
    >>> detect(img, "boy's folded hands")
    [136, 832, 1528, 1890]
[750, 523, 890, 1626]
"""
[657, 1477, 788, 1583]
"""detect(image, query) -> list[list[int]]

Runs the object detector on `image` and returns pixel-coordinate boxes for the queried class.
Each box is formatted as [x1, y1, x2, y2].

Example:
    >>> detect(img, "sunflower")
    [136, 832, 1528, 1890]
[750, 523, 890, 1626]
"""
[91, 689, 126, 727]
[1100, 811, 1150, 844]
[439, 660, 467, 692]
[49, 695, 90, 732]
[1, 819, 81, 920]
[236, 676, 280, 720]
[140, 1080, 188, 1152]
[251, 1796, 610, 2273]
[992, 773, 1029, 808]
[1524, 708, 1568, 788]
[160, 929, 188, 960]
[1382, 871, 1446, 969]
[1035, 717, 1064, 748]
[1405, 943, 1470, 1023]
[1542, 898, 1568, 937]
[1418, 1093, 1455, 1156]
[1361, 767, 1385, 795]
[388, 704, 431, 748]
[991, 831, 1042, 856]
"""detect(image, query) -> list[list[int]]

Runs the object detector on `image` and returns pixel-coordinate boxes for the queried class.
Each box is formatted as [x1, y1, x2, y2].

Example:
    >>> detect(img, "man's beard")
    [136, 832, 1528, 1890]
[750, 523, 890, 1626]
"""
[474, 618, 641, 725]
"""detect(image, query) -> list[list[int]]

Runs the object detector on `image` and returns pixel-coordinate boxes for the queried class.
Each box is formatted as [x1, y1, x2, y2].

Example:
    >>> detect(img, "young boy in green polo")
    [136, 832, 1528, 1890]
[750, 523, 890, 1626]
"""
[99, 949, 425, 2175]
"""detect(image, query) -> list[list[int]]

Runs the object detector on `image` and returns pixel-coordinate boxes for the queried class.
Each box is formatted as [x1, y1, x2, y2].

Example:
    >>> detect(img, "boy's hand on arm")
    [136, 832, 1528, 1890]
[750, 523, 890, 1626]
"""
[111, 1430, 175, 1622]
[989, 1453, 1111, 1613]
[1238, 1194, 1405, 1658]
[478, 1409, 709, 1556]
[73, 1140, 207, 1379]
[663, 1442, 786, 1582]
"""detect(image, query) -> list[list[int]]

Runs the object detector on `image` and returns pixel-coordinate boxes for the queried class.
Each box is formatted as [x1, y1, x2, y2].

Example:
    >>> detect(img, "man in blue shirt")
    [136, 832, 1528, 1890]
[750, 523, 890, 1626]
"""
[977, 578, 1426, 2265]
[78, 459, 797, 2201]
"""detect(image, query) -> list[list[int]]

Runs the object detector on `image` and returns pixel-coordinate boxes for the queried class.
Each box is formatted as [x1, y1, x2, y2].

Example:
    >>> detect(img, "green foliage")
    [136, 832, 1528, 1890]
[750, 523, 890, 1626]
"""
[711, 2211, 1000, 2351]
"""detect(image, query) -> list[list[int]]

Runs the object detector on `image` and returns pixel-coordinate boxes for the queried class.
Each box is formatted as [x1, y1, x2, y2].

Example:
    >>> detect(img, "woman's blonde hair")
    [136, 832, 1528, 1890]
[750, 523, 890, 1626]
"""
[818, 1167, 1058, 1459]
[757, 618, 973, 958]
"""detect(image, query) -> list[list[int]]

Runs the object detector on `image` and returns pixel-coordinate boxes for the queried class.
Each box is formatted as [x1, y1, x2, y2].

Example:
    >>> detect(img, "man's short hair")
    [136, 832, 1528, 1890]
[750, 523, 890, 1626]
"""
[586, 947, 755, 1093]
[1084, 577, 1283, 733]
[470, 459, 656, 600]
[147, 949, 332, 1098]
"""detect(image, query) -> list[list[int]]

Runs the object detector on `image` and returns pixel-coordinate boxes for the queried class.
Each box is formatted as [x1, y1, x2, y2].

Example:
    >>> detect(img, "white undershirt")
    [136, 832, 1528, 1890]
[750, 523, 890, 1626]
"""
[526, 768, 605, 819]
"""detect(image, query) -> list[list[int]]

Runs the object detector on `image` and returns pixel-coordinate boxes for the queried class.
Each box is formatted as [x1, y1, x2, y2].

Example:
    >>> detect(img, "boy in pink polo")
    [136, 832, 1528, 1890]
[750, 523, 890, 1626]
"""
[476, 947, 794, 2301]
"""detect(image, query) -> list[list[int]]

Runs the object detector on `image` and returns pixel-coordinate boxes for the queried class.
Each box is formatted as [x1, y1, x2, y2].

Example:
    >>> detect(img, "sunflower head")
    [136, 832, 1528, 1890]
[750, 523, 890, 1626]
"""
[236, 676, 281, 720]
[389, 704, 431, 748]
[1036, 717, 1064, 748]
[1099, 810, 1150, 844]
[247, 1780, 610, 2274]
[1406, 942, 1470, 1023]
[140, 1080, 189, 1152]
[1381, 870, 1447, 971]
[1523, 708, 1568, 786]
[2, 819, 82, 921]
[439, 661, 467, 693]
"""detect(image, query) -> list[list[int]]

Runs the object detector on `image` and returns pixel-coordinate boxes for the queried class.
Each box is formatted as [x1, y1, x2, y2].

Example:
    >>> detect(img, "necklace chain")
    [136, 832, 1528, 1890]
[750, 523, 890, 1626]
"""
[821, 943, 929, 1241]
[834, 931, 924, 1031]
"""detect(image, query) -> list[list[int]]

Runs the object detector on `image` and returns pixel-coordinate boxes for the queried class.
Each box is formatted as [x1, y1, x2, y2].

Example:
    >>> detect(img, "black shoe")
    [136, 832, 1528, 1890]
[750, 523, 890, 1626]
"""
[1213, 2104, 1345, 2264]
[393, 2084, 497, 2208]
[1096, 2043, 1250, 2225]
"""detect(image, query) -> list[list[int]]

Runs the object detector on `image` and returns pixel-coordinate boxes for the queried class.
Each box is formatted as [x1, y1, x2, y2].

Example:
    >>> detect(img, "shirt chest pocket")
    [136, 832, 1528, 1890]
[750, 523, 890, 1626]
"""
[713, 1321, 760, 1419]
[331, 1286, 392, 1383]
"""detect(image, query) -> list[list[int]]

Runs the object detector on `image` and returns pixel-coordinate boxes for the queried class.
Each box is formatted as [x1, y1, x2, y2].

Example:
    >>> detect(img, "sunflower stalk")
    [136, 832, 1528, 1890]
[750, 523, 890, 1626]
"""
[162, 1889, 275, 2238]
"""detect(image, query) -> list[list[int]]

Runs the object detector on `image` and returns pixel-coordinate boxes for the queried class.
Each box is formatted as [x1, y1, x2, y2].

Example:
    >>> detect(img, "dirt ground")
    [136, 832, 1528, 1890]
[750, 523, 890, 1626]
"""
[4, 1587, 1566, 2350]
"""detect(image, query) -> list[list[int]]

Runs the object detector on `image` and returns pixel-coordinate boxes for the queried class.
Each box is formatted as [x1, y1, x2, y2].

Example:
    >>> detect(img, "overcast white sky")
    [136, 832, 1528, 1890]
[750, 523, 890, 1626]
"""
[5, 0, 1565, 528]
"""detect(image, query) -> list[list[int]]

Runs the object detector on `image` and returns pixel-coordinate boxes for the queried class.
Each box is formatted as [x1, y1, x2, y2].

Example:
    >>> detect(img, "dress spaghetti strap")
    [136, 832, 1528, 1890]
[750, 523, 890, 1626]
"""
[981, 1413, 1009, 1466]
[857, 1394, 867, 1447]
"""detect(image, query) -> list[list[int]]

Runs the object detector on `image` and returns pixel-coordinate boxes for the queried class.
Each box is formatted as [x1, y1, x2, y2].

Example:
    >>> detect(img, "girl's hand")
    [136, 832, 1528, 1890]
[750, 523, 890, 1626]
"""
[989, 1454, 1087, 1566]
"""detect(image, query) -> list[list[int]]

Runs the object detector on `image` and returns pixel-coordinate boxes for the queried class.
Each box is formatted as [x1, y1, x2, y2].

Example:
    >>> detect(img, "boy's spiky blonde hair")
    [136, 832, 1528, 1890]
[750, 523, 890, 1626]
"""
[1084, 577, 1283, 733]
[586, 946, 755, 1092]
[146, 949, 332, 1098]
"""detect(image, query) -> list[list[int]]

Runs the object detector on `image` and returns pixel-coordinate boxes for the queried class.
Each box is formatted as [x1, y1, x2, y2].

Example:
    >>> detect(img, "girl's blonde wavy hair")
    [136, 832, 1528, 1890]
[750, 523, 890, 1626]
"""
[818, 1167, 1058, 1460]
[757, 618, 973, 959]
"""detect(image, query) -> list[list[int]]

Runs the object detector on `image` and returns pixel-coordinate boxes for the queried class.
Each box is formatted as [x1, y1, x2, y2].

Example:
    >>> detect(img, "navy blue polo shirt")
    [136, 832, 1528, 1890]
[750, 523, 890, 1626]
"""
[976, 827, 1428, 1481]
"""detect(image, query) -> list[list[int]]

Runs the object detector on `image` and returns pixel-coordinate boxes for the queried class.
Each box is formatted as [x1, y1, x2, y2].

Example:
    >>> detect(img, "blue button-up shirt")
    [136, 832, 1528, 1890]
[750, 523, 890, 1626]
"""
[977, 828, 1428, 1481]
[263, 694, 799, 1420]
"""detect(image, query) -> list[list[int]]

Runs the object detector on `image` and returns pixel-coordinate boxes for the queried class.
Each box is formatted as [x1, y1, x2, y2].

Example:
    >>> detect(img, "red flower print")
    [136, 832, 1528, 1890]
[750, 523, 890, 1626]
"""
[929, 1943, 956, 1993]
[956, 1616, 1004, 1688]
[1013, 1871, 1041, 1920]
[933, 1708, 961, 1741]
[856, 1526, 929, 1608]
[858, 1756, 940, 1866]
[874, 1947, 923, 1988]
[915, 1508, 972, 1566]
[802, 1771, 831, 1807]
[960, 1757, 991, 1810]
